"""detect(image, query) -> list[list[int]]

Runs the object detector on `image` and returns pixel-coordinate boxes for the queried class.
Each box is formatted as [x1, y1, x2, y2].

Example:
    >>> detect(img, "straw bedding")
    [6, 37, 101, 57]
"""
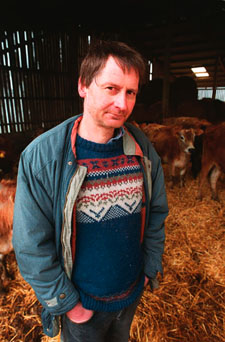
[130, 169, 225, 342]
[0, 167, 224, 342]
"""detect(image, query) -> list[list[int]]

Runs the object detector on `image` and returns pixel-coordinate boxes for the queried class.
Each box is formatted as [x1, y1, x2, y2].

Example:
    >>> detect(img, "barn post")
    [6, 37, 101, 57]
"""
[212, 56, 219, 100]
[68, 27, 80, 115]
[162, 2, 173, 119]
[162, 31, 171, 118]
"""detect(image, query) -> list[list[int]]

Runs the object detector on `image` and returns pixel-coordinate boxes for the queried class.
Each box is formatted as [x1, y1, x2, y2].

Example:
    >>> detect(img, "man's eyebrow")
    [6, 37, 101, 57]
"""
[100, 82, 119, 87]
[101, 82, 138, 93]
[95, 79, 118, 88]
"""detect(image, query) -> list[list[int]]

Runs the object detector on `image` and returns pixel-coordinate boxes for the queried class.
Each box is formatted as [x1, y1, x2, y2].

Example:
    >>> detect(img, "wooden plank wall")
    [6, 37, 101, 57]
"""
[0, 28, 80, 134]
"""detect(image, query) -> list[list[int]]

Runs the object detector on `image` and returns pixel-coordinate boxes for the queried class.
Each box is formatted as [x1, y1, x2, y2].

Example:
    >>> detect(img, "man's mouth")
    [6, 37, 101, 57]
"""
[106, 112, 125, 120]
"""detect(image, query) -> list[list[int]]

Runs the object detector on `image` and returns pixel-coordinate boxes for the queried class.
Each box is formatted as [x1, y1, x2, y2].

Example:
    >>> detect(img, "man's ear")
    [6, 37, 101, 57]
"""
[78, 77, 87, 98]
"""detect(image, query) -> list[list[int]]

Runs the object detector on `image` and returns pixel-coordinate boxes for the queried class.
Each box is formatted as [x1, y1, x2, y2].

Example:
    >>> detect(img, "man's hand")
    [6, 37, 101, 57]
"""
[66, 302, 94, 324]
[144, 275, 149, 287]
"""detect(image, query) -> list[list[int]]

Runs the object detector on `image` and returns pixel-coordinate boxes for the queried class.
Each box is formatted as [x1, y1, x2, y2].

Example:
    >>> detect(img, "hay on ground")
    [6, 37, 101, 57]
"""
[0, 166, 224, 342]
[130, 169, 225, 342]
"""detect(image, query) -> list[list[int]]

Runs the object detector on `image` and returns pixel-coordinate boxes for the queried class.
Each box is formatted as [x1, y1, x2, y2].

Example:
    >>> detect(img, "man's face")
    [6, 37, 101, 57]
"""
[78, 56, 139, 130]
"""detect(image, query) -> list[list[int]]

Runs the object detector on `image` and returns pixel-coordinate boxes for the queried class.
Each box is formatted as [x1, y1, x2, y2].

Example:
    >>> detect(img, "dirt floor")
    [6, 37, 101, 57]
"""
[0, 165, 224, 342]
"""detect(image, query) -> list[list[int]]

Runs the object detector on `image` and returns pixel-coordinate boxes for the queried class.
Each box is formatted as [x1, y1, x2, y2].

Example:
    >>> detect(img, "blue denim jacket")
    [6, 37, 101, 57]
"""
[12, 115, 168, 337]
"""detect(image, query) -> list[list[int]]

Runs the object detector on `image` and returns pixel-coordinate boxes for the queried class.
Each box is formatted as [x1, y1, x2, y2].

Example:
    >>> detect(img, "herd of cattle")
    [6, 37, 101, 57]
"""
[133, 117, 225, 201]
[0, 118, 225, 291]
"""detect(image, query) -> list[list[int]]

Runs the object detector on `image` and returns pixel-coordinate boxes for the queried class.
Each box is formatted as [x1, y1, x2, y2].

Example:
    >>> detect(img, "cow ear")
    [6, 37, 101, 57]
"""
[195, 128, 204, 136]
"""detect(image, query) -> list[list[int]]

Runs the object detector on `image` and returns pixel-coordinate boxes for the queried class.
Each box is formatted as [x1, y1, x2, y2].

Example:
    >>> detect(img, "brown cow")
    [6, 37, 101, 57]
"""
[0, 179, 16, 292]
[197, 123, 225, 201]
[162, 116, 211, 130]
[163, 117, 212, 179]
[0, 179, 16, 257]
[142, 123, 202, 187]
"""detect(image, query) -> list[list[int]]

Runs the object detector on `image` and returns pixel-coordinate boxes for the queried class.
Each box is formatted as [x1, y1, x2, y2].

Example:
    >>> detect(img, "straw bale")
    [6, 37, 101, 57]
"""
[0, 166, 224, 342]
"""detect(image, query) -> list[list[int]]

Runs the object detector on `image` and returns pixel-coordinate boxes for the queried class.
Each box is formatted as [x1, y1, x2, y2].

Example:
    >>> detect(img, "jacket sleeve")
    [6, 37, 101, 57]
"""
[12, 152, 79, 316]
[143, 145, 169, 279]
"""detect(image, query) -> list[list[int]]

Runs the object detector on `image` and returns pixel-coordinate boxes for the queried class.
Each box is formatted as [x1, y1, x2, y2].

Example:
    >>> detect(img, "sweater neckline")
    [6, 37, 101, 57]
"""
[76, 133, 123, 152]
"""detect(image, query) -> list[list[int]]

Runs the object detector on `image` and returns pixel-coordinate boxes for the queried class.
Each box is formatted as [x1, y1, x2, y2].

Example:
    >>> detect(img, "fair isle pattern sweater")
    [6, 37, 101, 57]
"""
[71, 134, 145, 312]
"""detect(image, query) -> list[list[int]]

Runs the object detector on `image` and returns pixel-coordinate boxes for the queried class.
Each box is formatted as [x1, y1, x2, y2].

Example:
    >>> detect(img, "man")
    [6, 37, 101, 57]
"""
[13, 40, 168, 342]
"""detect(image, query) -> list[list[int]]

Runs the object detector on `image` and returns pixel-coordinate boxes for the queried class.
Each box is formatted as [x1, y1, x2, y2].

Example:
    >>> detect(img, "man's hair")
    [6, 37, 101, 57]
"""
[79, 40, 147, 88]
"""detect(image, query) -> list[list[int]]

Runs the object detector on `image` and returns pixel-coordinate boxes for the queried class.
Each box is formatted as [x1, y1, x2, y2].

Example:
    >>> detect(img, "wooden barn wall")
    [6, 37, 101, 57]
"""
[0, 29, 83, 134]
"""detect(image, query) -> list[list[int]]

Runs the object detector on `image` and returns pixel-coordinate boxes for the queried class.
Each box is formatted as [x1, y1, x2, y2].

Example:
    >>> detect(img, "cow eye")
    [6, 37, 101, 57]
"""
[180, 135, 185, 141]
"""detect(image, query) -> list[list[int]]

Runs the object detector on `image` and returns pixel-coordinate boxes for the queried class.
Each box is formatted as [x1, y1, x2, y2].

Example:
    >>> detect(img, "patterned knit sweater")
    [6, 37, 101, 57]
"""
[71, 133, 145, 312]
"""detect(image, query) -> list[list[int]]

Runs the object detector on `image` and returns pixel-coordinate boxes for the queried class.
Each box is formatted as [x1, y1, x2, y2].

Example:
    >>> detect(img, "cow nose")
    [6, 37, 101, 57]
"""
[188, 148, 195, 154]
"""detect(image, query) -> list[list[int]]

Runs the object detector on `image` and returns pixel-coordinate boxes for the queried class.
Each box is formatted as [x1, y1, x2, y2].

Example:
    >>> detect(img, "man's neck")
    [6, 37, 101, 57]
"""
[78, 115, 115, 144]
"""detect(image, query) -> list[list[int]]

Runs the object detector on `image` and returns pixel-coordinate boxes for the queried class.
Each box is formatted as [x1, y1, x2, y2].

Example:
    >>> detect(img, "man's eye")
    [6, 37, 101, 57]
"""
[106, 87, 117, 94]
[127, 90, 137, 97]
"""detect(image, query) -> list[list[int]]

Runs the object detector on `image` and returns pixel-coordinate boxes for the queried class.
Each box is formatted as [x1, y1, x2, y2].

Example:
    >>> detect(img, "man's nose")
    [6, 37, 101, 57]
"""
[114, 92, 128, 111]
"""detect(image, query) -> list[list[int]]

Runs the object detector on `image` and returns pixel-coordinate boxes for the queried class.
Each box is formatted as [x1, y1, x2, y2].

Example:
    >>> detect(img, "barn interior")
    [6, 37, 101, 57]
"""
[0, 1, 225, 341]
[1, 0, 225, 135]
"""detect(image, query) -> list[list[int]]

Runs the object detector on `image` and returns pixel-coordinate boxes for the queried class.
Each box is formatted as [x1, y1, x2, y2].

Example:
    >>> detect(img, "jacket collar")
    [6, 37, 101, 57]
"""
[71, 115, 82, 158]
[123, 126, 143, 157]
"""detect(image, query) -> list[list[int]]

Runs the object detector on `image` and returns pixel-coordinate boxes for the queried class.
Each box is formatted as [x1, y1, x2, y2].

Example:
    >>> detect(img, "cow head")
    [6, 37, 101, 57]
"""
[175, 128, 196, 154]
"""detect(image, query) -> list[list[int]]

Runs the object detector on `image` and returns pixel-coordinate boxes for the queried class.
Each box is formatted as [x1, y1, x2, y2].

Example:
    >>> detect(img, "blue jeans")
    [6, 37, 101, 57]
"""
[62, 293, 142, 342]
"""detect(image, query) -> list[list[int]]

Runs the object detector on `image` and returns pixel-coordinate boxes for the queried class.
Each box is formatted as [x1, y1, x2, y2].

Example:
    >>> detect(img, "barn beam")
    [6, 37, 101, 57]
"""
[212, 57, 219, 100]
